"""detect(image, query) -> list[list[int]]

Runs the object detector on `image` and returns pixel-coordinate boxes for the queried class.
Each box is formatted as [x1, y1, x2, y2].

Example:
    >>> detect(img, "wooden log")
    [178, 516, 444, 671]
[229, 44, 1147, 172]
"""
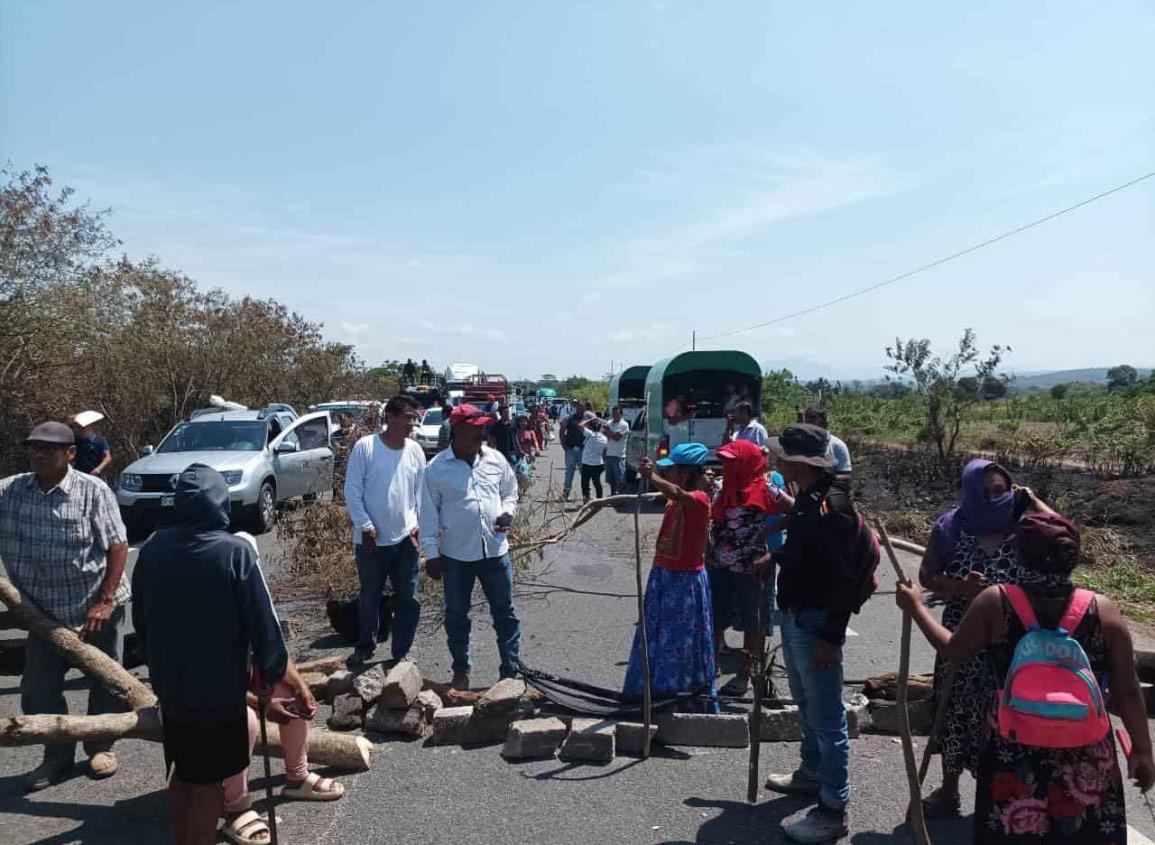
[0, 709, 373, 773]
[890, 537, 928, 557]
[0, 575, 156, 711]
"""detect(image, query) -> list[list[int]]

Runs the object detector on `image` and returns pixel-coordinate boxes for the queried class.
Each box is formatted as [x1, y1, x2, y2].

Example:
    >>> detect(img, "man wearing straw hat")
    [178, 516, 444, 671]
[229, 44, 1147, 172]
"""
[760, 423, 859, 844]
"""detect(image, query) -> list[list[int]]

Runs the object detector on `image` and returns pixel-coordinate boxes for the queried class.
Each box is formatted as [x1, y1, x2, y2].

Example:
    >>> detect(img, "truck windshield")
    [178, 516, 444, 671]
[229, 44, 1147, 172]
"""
[158, 421, 268, 453]
[422, 409, 443, 425]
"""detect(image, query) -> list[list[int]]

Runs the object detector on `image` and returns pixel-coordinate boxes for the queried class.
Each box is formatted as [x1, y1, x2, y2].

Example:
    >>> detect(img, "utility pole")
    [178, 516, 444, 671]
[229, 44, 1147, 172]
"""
[692, 331, 696, 351]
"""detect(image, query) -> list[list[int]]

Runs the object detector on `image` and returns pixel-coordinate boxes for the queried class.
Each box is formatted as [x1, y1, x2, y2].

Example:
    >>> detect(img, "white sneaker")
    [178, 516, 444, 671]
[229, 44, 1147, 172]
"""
[782, 805, 849, 843]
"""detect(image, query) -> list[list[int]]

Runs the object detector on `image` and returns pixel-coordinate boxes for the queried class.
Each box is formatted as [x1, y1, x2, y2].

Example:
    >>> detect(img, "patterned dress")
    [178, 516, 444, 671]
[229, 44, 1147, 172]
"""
[936, 531, 1027, 776]
[974, 591, 1125, 844]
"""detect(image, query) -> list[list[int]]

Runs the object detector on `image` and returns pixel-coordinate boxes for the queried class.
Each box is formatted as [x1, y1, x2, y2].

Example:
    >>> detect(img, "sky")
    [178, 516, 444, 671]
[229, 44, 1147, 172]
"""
[2, 1, 1153, 381]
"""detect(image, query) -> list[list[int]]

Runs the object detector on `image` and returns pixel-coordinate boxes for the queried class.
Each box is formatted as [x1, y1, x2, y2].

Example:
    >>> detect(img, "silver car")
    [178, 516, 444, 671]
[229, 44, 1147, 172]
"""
[117, 409, 334, 536]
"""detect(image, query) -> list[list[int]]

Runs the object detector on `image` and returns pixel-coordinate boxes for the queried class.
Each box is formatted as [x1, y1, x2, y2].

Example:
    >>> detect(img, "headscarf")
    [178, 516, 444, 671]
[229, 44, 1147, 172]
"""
[1015, 512, 1080, 576]
[711, 438, 774, 519]
[930, 458, 1016, 569]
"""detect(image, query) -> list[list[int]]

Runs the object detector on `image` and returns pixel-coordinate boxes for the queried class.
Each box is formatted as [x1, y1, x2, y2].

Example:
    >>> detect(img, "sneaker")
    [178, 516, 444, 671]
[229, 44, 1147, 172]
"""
[346, 647, 373, 668]
[782, 805, 849, 844]
[765, 769, 821, 796]
[23, 758, 72, 793]
[451, 670, 471, 691]
[87, 751, 118, 779]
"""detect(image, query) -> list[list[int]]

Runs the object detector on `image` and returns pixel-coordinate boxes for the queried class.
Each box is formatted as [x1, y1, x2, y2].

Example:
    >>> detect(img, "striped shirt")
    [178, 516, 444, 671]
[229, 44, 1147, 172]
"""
[0, 468, 129, 628]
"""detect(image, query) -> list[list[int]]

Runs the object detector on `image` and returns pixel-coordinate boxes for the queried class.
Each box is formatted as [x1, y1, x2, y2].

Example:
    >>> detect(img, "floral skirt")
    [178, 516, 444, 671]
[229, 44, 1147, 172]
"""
[974, 729, 1126, 844]
[623, 566, 717, 713]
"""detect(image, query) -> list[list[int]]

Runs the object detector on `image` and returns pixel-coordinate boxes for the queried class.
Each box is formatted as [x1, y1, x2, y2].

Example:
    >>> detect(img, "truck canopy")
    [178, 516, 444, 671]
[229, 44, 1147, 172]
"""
[609, 365, 651, 407]
[644, 350, 762, 454]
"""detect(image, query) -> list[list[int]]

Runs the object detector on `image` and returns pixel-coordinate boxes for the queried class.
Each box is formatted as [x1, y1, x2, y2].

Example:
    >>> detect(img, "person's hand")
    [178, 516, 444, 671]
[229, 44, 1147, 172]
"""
[83, 598, 114, 637]
[895, 582, 923, 615]
[640, 458, 654, 480]
[90, 466, 103, 477]
[362, 526, 377, 548]
[959, 570, 986, 601]
[1130, 750, 1155, 792]
[813, 639, 839, 669]
[426, 557, 444, 580]
[409, 528, 419, 548]
[752, 554, 774, 583]
[265, 696, 301, 725]
[291, 681, 318, 719]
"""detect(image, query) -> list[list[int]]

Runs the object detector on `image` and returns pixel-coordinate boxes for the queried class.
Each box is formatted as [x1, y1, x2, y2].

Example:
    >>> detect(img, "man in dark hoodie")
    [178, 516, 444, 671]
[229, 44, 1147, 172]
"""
[132, 464, 296, 845]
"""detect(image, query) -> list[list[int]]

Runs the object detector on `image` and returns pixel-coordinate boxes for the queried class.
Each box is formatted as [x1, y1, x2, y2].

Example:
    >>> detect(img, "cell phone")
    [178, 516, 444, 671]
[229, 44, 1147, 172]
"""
[495, 513, 513, 530]
[1013, 488, 1031, 519]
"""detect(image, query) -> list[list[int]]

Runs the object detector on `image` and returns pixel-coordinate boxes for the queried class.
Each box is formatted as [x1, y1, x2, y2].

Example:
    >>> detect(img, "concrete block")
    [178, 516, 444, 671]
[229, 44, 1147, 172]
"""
[559, 718, 615, 764]
[431, 706, 475, 745]
[867, 698, 934, 735]
[476, 678, 527, 716]
[615, 722, 659, 755]
[656, 713, 749, 748]
[502, 717, 568, 760]
[326, 669, 354, 700]
[351, 665, 386, 705]
[759, 705, 802, 742]
[381, 660, 422, 708]
[845, 693, 870, 738]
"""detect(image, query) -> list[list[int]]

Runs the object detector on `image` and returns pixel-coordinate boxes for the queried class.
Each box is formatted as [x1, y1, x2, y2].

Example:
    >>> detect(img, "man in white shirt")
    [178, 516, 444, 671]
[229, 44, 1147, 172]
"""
[726, 401, 768, 448]
[420, 404, 521, 689]
[803, 407, 853, 474]
[601, 406, 631, 495]
[344, 395, 426, 667]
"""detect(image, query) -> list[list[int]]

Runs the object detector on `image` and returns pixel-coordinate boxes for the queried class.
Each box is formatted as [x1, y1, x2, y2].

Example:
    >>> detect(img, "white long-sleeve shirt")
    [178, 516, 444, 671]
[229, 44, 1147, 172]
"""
[419, 445, 518, 561]
[344, 434, 426, 545]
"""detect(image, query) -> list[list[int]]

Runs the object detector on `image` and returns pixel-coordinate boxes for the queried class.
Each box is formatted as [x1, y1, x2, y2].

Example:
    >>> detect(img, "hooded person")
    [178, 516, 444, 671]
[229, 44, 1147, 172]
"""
[132, 464, 338, 845]
[915, 458, 1058, 817]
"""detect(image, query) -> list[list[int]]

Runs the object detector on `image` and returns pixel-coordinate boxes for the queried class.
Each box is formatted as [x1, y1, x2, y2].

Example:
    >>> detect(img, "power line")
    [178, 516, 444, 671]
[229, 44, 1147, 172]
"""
[659, 167, 1155, 355]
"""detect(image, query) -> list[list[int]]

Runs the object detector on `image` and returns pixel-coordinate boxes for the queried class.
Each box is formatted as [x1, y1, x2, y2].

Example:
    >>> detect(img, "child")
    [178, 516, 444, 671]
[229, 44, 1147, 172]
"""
[623, 443, 717, 712]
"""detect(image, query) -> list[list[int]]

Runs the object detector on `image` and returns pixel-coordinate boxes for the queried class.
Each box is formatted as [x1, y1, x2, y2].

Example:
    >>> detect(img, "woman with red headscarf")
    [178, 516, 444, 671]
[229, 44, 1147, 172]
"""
[707, 438, 779, 693]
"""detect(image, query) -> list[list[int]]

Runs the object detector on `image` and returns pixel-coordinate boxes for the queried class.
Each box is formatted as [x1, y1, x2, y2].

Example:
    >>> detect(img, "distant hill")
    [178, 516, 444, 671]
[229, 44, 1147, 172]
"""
[1009, 368, 1153, 391]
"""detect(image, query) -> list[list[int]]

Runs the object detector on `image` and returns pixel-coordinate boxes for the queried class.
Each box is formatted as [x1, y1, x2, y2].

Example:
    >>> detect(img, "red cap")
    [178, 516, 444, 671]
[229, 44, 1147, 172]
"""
[449, 404, 494, 427]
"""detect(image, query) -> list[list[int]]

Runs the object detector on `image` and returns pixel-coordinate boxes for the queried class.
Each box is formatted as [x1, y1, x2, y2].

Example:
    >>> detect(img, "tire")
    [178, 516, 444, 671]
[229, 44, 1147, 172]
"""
[246, 481, 277, 535]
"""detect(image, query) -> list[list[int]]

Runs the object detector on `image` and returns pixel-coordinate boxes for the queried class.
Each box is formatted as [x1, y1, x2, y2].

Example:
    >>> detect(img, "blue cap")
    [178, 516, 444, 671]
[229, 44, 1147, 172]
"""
[656, 442, 709, 467]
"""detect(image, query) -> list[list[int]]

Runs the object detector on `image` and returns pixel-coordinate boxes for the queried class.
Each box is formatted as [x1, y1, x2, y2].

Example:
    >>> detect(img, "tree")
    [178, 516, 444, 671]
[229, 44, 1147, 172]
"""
[1107, 365, 1139, 393]
[885, 329, 1008, 465]
[1050, 383, 1070, 400]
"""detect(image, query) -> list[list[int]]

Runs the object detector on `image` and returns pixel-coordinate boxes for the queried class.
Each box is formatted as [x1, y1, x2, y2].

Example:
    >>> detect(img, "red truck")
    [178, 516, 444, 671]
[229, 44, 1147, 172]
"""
[462, 373, 509, 406]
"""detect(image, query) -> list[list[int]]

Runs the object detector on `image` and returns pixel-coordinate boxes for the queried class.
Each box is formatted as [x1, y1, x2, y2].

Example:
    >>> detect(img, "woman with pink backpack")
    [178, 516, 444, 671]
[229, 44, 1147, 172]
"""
[897, 512, 1154, 844]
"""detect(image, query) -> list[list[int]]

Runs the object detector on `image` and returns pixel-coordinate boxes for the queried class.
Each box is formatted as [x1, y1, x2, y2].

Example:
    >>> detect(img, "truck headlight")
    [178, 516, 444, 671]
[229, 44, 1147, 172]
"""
[120, 473, 142, 492]
[221, 470, 243, 486]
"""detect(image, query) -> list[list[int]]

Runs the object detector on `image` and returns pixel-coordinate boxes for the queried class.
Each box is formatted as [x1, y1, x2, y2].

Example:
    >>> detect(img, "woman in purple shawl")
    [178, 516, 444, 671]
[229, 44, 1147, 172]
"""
[916, 459, 1057, 817]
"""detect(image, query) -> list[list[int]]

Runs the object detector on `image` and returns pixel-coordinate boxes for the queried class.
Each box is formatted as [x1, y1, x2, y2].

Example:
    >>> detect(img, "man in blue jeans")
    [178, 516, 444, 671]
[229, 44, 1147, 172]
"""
[420, 404, 521, 689]
[759, 424, 859, 844]
[344, 395, 426, 667]
[559, 407, 586, 500]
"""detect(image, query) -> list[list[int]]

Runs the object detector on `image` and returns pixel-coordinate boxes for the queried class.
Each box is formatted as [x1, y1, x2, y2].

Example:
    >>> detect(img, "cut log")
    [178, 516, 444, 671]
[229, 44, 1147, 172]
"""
[0, 575, 155, 711]
[0, 709, 373, 773]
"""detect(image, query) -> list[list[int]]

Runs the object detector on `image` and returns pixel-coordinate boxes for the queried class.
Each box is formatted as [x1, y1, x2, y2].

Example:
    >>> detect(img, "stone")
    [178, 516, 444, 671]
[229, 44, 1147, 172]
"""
[502, 717, 568, 760]
[381, 660, 422, 708]
[326, 669, 355, 700]
[326, 693, 364, 731]
[656, 713, 749, 748]
[759, 705, 803, 742]
[863, 672, 934, 702]
[278, 618, 297, 639]
[558, 718, 615, 763]
[352, 665, 386, 705]
[476, 678, 527, 716]
[867, 698, 935, 735]
[431, 706, 475, 745]
[296, 655, 349, 676]
[367, 688, 443, 738]
[300, 672, 329, 701]
[845, 693, 870, 738]
[615, 722, 658, 755]
[465, 700, 536, 745]
[415, 688, 444, 720]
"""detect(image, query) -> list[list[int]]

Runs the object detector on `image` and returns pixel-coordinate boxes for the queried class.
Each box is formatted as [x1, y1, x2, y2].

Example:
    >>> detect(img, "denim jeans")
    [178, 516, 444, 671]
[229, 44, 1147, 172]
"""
[780, 609, 850, 811]
[563, 446, 582, 496]
[22, 606, 125, 763]
[603, 455, 625, 494]
[355, 539, 421, 658]
[442, 554, 521, 679]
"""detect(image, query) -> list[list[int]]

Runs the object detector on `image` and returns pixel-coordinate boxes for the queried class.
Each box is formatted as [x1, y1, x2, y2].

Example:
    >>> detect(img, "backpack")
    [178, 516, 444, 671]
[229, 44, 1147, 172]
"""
[847, 513, 881, 612]
[996, 584, 1109, 749]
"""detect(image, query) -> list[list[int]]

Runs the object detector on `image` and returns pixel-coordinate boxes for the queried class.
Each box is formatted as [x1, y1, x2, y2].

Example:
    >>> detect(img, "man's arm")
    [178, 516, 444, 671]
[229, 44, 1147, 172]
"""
[418, 468, 442, 560]
[498, 453, 519, 517]
[86, 486, 129, 634]
[604, 422, 625, 442]
[93, 442, 113, 477]
[342, 440, 375, 535]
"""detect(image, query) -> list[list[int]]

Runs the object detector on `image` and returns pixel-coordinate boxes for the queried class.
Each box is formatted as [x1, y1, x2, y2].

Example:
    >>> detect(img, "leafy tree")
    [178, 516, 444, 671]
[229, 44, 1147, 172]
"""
[1107, 365, 1139, 393]
[885, 328, 1008, 465]
[1050, 383, 1070, 400]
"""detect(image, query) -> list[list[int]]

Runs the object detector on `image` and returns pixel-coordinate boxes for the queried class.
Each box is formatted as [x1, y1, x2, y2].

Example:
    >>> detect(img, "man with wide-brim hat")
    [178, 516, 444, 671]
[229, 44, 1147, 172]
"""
[761, 423, 858, 844]
[70, 410, 113, 477]
[0, 421, 130, 790]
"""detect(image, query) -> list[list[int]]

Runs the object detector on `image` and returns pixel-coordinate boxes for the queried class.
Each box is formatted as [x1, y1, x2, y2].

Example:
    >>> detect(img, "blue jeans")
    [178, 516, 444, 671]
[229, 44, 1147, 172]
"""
[22, 606, 125, 763]
[603, 455, 625, 493]
[442, 554, 521, 679]
[563, 446, 582, 496]
[780, 609, 850, 811]
[355, 539, 421, 658]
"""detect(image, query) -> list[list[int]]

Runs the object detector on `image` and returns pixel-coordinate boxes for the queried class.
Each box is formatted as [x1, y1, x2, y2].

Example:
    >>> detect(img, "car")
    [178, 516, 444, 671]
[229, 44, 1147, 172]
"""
[117, 408, 334, 537]
[414, 407, 446, 456]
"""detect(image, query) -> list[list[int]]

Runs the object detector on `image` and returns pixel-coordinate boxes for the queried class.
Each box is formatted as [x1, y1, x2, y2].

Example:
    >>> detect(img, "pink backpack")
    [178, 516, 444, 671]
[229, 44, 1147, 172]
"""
[996, 584, 1109, 749]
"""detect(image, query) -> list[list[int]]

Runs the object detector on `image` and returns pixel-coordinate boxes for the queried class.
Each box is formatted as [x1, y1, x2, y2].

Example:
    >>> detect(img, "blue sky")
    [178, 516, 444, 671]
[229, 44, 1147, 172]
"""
[3, 1, 1153, 380]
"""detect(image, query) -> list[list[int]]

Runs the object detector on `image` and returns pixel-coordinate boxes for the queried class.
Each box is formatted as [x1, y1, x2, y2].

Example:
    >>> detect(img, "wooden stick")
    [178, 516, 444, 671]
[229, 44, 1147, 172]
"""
[747, 578, 766, 803]
[876, 522, 933, 845]
[635, 392, 654, 759]
[919, 661, 959, 785]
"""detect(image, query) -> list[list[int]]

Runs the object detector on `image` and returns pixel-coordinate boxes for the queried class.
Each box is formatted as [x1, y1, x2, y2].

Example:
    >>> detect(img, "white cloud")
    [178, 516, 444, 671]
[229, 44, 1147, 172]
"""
[415, 319, 509, 344]
[339, 321, 370, 337]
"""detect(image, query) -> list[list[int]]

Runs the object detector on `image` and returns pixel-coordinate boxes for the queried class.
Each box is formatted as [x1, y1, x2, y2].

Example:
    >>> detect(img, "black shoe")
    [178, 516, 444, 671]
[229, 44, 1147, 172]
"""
[346, 647, 373, 668]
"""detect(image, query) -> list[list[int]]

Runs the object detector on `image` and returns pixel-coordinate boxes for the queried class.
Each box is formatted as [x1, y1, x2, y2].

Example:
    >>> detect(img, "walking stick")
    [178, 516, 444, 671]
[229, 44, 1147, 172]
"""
[256, 694, 280, 845]
[876, 521, 932, 845]
[634, 392, 654, 759]
[747, 577, 767, 803]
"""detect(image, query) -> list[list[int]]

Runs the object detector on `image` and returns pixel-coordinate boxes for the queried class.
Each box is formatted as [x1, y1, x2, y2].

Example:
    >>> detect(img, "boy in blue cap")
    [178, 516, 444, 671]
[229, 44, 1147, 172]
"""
[623, 443, 717, 711]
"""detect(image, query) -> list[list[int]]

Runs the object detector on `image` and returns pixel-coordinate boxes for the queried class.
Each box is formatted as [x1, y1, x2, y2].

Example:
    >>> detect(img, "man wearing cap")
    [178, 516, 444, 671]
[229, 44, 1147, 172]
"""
[419, 404, 521, 689]
[70, 411, 112, 477]
[761, 423, 858, 843]
[0, 421, 130, 790]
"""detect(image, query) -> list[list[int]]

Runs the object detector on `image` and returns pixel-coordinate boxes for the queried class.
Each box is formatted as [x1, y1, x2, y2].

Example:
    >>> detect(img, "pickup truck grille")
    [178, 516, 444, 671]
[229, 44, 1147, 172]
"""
[139, 474, 179, 493]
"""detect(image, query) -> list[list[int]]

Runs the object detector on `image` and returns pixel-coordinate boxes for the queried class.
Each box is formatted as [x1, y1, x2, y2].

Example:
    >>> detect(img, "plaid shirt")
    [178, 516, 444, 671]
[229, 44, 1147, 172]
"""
[0, 468, 129, 628]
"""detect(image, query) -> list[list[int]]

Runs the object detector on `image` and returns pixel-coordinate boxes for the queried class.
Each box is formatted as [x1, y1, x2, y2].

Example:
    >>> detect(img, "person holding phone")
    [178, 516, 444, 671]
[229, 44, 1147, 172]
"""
[420, 404, 521, 690]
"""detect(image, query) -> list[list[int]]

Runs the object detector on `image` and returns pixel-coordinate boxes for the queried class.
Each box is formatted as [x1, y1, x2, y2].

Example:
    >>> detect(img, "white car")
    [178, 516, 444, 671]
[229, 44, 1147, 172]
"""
[414, 408, 446, 456]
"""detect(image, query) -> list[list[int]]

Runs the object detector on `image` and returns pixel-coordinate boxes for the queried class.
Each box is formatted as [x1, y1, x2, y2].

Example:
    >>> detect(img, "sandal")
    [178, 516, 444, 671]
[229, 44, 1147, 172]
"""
[921, 786, 961, 818]
[222, 810, 271, 845]
[281, 771, 345, 802]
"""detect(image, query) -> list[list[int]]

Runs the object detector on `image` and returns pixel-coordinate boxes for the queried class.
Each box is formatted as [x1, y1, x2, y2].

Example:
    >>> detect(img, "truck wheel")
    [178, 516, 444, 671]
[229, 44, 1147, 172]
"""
[247, 482, 277, 535]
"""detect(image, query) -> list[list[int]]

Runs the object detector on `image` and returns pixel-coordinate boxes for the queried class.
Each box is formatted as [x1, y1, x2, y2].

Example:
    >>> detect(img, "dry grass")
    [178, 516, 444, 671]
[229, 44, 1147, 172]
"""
[862, 508, 934, 545]
[1075, 526, 1155, 621]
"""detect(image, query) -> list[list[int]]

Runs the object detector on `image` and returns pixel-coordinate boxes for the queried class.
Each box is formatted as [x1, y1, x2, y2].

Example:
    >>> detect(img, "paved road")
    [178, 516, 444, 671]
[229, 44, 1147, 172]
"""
[4, 440, 1155, 844]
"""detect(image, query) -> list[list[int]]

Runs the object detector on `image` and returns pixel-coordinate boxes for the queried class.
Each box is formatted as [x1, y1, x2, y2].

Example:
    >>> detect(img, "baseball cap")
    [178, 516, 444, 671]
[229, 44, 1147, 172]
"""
[766, 424, 836, 468]
[656, 442, 709, 467]
[449, 404, 494, 427]
[25, 421, 76, 446]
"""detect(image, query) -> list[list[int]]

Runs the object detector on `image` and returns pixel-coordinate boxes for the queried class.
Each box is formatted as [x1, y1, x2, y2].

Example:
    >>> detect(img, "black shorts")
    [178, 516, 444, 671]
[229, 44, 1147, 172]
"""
[709, 567, 760, 633]
[162, 710, 250, 785]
